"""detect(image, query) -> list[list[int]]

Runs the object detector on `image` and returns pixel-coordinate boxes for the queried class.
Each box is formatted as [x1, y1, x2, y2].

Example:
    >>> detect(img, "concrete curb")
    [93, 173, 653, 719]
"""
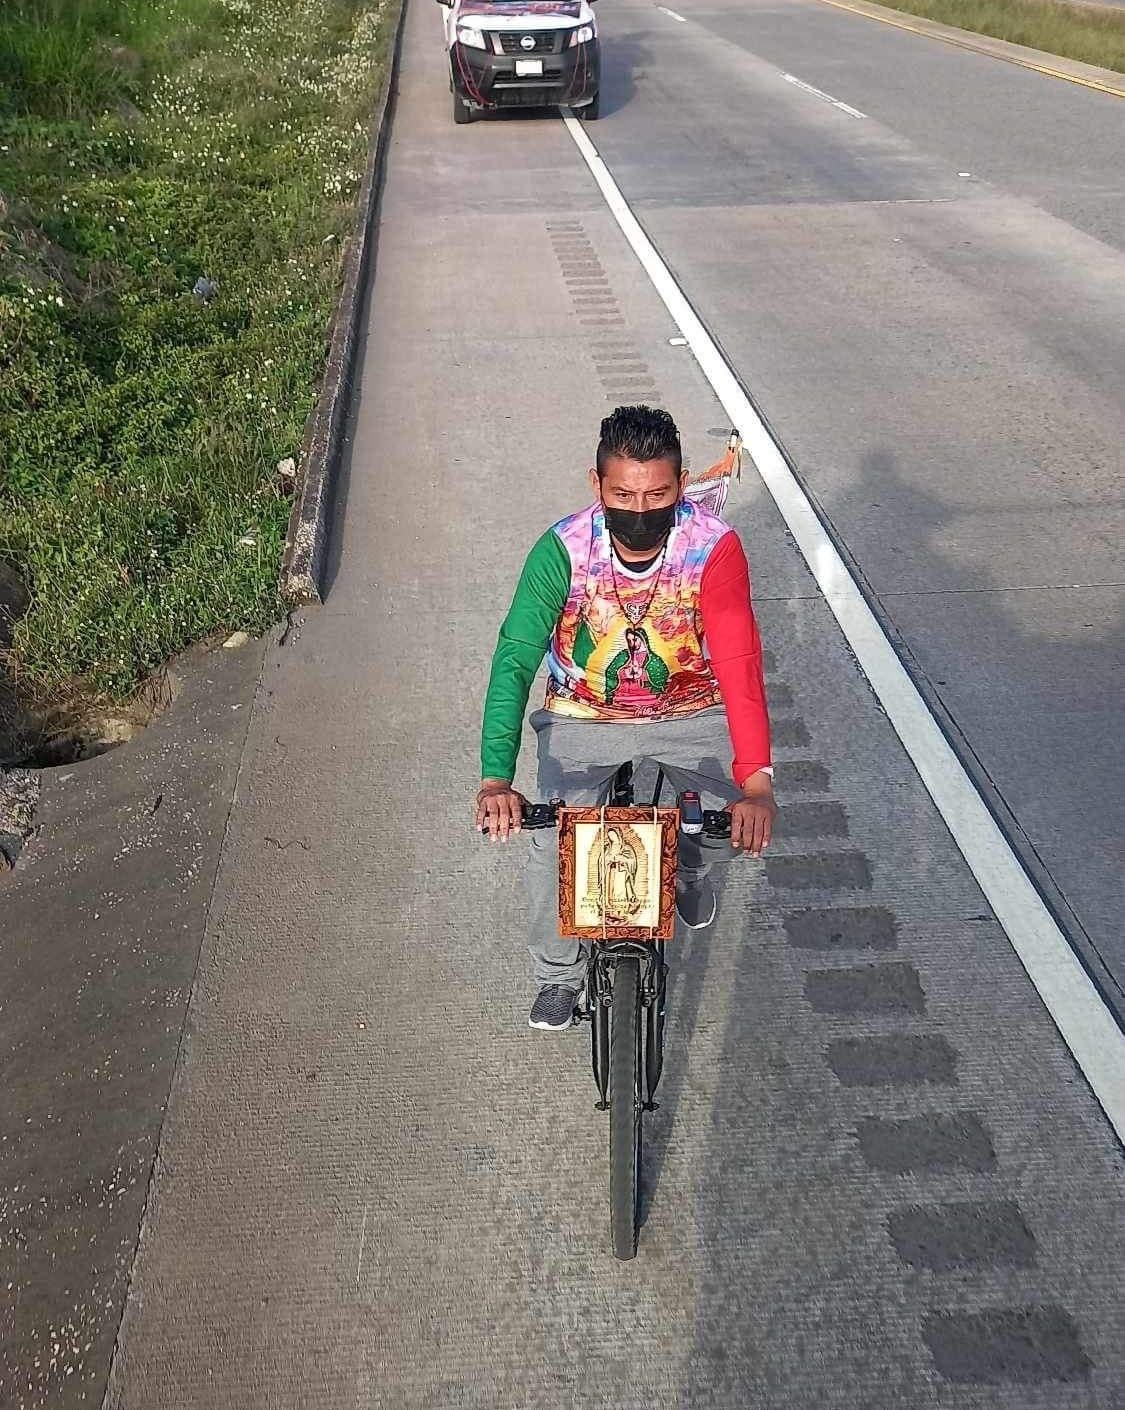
[280, 0, 410, 603]
[812, 0, 1125, 99]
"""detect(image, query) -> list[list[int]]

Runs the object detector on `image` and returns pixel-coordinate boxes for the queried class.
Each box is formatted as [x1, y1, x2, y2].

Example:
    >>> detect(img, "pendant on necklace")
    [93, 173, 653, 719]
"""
[624, 601, 646, 625]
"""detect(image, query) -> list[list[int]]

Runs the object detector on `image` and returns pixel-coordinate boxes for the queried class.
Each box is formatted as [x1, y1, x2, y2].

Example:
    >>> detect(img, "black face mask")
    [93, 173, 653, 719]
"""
[603, 502, 677, 553]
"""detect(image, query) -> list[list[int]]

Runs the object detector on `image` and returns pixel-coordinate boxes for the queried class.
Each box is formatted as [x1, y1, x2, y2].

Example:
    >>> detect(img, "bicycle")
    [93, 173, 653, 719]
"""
[484, 761, 733, 1260]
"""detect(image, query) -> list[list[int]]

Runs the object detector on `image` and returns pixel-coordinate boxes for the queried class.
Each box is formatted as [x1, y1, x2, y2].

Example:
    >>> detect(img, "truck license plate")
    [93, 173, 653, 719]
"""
[515, 58, 543, 76]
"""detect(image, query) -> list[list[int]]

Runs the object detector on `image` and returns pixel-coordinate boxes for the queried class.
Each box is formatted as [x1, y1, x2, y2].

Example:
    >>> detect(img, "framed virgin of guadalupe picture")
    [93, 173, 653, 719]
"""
[557, 807, 679, 941]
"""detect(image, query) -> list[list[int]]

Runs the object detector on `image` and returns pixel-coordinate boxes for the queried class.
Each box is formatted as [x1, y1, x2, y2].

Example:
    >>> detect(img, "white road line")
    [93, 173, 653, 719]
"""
[782, 71, 866, 118]
[561, 110, 1125, 1145]
[657, 5, 688, 20]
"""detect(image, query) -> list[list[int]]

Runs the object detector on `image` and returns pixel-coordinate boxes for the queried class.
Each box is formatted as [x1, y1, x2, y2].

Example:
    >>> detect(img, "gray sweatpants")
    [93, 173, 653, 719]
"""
[526, 707, 742, 990]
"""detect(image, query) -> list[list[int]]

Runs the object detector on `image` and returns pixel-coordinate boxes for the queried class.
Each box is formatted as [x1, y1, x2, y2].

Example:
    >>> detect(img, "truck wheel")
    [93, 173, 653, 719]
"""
[453, 91, 476, 124]
[581, 92, 600, 121]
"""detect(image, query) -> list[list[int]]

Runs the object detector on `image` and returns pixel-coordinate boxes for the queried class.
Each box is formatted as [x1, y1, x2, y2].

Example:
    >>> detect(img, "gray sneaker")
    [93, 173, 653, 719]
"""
[529, 984, 579, 1031]
[676, 874, 716, 930]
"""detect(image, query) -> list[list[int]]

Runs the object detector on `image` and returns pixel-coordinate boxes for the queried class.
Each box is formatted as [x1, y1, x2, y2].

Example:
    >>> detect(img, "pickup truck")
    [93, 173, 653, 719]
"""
[438, 0, 600, 124]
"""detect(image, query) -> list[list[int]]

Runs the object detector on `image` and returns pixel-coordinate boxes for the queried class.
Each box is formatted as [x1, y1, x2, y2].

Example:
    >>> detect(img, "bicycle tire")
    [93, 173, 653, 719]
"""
[608, 958, 642, 1260]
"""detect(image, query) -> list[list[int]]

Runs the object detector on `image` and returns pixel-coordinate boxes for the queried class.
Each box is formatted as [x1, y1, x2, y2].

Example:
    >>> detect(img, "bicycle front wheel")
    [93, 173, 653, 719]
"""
[608, 957, 642, 1260]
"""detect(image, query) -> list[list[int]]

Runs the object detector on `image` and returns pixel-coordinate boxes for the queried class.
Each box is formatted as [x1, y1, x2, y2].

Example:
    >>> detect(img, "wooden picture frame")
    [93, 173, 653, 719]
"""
[557, 807, 680, 941]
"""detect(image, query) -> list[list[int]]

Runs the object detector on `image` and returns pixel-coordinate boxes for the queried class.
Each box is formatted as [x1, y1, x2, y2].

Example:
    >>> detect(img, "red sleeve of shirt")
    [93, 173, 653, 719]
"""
[699, 529, 772, 787]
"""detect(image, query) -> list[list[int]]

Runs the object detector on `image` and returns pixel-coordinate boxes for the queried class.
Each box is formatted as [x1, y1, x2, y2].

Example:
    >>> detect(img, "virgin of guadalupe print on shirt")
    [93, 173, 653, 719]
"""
[544, 500, 727, 722]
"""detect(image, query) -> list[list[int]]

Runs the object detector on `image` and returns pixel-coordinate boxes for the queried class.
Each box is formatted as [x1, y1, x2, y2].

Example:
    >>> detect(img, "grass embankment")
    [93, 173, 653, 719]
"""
[0, 0, 392, 743]
[855, 0, 1125, 74]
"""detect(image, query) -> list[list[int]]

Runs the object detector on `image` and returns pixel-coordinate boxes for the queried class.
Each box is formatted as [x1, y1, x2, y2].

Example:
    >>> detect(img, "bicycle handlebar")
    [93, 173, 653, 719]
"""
[480, 802, 733, 839]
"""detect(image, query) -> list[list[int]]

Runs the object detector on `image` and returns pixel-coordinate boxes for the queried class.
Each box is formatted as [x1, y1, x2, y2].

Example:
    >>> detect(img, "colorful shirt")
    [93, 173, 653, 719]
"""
[482, 500, 771, 786]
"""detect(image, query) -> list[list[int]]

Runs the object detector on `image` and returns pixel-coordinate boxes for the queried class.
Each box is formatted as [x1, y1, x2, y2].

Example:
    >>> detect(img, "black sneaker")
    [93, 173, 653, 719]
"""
[676, 875, 717, 930]
[529, 984, 579, 1031]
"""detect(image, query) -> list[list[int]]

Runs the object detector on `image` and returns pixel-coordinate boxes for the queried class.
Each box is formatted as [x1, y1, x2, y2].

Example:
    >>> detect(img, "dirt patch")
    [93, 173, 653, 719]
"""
[1, 663, 181, 769]
[1, 564, 183, 767]
[0, 766, 39, 873]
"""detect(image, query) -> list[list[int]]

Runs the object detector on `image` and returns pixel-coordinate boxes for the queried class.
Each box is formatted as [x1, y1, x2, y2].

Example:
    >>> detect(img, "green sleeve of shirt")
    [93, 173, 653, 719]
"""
[481, 529, 571, 782]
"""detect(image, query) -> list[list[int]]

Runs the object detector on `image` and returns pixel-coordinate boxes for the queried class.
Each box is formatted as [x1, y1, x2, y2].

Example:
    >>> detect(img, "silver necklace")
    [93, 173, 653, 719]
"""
[610, 541, 668, 626]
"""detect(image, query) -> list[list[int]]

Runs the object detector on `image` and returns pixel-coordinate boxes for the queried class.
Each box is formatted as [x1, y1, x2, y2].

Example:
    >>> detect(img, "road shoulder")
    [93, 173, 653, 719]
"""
[0, 636, 266, 1408]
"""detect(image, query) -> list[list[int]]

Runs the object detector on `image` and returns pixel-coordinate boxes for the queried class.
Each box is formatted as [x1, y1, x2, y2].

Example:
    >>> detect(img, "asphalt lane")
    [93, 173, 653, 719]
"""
[588, 0, 1125, 1004]
[691, 0, 1125, 249]
[102, 1, 1124, 1405]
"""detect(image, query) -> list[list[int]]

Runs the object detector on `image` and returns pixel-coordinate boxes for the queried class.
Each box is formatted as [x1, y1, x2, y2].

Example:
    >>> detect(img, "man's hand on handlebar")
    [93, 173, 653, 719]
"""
[476, 779, 526, 842]
[728, 770, 777, 857]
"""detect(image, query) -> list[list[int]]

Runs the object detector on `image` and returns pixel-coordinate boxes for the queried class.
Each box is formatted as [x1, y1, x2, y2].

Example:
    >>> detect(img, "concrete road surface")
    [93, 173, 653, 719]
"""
[4, 0, 1123, 1407]
[94, 1, 1122, 1406]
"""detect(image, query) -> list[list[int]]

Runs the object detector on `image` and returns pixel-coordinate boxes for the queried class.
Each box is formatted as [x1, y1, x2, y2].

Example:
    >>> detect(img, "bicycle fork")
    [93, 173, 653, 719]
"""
[589, 944, 667, 1112]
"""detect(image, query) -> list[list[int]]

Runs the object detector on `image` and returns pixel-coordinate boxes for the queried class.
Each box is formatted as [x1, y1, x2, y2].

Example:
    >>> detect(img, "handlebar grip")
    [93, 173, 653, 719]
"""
[479, 801, 560, 835]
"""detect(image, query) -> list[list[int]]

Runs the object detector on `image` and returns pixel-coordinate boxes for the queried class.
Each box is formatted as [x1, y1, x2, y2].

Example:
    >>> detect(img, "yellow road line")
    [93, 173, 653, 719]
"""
[811, 0, 1125, 99]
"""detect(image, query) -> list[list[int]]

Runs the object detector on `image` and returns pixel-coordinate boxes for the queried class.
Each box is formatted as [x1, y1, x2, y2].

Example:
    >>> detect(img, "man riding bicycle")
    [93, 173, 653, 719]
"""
[477, 405, 775, 1031]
